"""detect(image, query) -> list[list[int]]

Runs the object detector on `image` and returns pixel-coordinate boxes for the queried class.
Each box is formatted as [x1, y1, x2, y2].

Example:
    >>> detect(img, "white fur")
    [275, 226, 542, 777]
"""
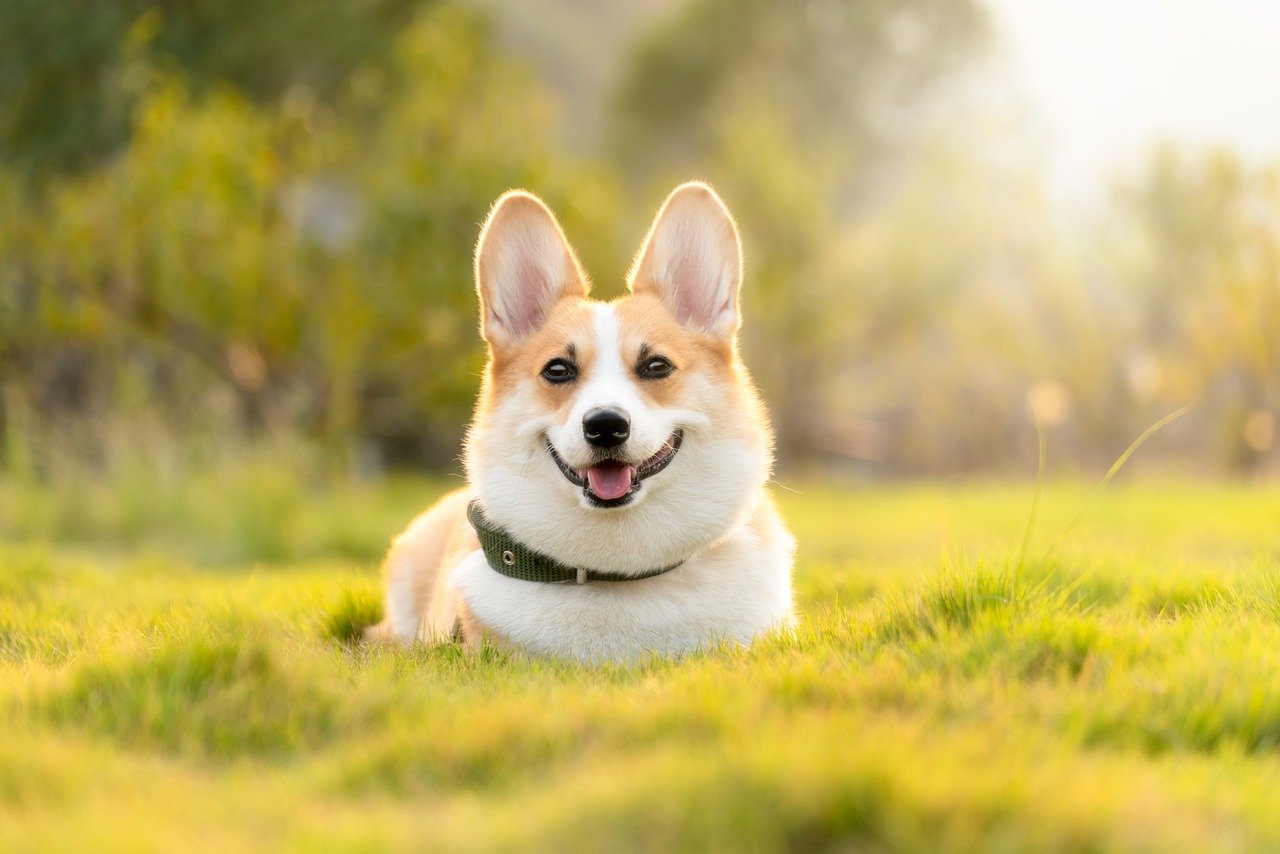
[384, 545, 422, 639]
[452, 492, 795, 663]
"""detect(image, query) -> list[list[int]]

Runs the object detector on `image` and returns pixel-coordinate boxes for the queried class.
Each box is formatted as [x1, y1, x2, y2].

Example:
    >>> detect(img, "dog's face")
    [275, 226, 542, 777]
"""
[463, 183, 773, 573]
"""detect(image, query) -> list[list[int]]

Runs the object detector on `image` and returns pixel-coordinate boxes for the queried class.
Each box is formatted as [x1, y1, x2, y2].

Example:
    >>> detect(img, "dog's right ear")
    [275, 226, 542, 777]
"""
[475, 191, 587, 347]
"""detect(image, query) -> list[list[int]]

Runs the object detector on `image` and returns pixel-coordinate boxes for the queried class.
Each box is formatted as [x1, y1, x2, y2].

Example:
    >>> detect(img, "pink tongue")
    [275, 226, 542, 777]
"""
[586, 464, 636, 501]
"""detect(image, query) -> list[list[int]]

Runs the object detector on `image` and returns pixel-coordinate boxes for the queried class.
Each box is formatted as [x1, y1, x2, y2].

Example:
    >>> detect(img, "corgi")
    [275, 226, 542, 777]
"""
[367, 182, 795, 663]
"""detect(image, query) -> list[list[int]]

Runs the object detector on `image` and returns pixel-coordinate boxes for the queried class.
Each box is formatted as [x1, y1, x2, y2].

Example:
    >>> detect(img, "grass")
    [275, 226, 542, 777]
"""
[2, 471, 1280, 851]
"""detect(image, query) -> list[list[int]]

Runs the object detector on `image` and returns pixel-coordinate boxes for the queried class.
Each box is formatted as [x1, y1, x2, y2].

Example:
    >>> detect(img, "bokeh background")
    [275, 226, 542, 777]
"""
[3, 0, 1278, 493]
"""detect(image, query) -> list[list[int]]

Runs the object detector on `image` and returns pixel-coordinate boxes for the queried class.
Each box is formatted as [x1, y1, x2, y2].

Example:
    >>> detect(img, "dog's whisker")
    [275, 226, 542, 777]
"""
[514, 448, 540, 500]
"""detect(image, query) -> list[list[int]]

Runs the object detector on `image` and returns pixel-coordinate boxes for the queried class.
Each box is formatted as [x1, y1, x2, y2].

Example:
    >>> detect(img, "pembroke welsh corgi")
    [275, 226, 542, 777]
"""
[368, 182, 795, 663]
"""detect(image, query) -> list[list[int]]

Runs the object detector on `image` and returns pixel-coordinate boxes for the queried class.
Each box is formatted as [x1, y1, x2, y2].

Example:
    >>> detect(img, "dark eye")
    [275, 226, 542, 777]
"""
[541, 358, 577, 384]
[639, 355, 675, 380]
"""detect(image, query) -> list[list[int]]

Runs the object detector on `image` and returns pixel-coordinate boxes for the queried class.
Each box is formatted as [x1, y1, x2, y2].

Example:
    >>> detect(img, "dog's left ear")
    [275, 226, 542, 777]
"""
[628, 182, 742, 339]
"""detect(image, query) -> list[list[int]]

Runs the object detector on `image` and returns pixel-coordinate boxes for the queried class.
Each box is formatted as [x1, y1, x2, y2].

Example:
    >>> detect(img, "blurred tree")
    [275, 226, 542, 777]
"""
[824, 137, 1054, 473]
[0, 4, 619, 471]
[611, 0, 989, 459]
[468, 0, 683, 156]
[1108, 147, 1280, 473]
[613, 0, 987, 202]
[0, 0, 421, 180]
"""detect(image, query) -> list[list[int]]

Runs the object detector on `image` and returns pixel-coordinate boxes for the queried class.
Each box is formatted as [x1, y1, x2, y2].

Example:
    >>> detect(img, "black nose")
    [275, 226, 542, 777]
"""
[583, 407, 631, 448]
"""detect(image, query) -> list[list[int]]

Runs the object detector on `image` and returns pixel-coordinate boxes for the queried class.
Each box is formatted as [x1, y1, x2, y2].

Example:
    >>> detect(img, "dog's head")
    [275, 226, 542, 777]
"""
[463, 183, 773, 573]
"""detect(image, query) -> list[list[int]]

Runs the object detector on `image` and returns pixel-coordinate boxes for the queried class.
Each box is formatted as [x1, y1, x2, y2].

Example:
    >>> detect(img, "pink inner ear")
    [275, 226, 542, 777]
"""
[477, 190, 586, 344]
[487, 229, 577, 340]
[665, 239, 727, 329]
[632, 186, 741, 336]
[498, 250, 557, 338]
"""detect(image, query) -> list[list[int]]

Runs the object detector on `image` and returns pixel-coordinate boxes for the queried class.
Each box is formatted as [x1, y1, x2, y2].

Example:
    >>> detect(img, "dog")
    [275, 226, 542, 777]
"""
[367, 182, 795, 663]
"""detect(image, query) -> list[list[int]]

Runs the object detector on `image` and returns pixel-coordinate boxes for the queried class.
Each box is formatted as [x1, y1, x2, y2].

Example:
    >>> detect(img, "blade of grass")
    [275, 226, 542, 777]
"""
[1015, 413, 1048, 575]
[1041, 404, 1192, 564]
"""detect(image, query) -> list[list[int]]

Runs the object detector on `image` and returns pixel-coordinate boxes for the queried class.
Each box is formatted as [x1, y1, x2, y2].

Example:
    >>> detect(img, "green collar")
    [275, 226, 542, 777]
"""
[467, 501, 683, 584]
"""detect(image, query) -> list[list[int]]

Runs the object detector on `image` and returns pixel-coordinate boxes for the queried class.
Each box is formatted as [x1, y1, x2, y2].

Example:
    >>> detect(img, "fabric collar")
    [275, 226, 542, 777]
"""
[467, 500, 683, 584]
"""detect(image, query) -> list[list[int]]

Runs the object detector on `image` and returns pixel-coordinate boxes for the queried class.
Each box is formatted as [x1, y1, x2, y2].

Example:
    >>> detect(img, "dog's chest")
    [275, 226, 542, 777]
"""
[450, 521, 794, 663]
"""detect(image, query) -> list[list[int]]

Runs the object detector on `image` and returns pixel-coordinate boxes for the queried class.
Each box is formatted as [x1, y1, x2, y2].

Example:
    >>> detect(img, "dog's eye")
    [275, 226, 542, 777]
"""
[540, 358, 577, 384]
[638, 355, 675, 380]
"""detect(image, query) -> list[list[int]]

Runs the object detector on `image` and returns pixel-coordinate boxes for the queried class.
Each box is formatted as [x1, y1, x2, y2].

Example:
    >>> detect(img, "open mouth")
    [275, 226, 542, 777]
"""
[548, 430, 683, 507]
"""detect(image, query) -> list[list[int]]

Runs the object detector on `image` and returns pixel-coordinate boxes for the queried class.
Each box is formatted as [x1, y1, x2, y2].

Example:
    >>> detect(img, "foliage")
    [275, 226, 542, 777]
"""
[0, 4, 619, 469]
[613, 0, 989, 187]
[0, 0, 422, 179]
[611, 0, 991, 459]
[0, 0, 1276, 477]
[1105, 147, 1280, 472]
[3, 479, 1280, 848]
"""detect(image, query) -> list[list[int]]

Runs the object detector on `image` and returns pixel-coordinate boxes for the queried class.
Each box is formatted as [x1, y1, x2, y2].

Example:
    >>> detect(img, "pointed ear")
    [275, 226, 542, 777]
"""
[475, 190, 587, 346]
[627, 182, 742, 338]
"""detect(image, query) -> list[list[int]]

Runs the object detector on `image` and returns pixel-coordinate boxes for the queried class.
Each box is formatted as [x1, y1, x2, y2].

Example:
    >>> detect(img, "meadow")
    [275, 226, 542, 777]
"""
[3, 469, 1280, 851]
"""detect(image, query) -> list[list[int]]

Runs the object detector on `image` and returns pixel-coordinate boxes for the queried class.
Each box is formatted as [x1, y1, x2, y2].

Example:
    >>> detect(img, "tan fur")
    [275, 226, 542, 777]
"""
[613, 295, 734, 405]
[366, 488, 475, 642]
[490, 301, 599, 404]
[455, 598, 515, 653]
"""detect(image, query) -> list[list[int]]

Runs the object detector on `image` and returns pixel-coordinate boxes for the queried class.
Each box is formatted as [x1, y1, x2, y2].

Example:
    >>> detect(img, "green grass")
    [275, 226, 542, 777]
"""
[2, 474, 1280, 851]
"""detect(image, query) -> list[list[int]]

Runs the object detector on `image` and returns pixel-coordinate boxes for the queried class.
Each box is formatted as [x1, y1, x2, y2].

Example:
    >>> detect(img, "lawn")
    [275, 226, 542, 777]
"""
[2, 473, 1280, 851]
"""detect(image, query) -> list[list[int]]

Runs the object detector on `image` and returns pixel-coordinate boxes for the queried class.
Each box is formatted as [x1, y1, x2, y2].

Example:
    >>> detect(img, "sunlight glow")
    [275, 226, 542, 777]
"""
[985, 0, 1280, 198]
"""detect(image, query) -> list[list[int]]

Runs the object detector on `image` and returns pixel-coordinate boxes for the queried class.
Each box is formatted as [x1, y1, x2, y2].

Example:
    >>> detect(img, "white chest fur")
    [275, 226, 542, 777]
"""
[452, 500, 796, 664]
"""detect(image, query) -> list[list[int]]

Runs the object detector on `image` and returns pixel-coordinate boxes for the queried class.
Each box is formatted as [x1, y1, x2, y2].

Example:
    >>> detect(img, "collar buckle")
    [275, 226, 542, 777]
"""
[575, 567, 588, 585]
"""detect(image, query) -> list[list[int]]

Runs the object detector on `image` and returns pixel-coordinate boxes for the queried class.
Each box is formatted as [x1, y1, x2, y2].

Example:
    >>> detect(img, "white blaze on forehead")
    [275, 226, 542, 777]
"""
[573, 303, 643, 419]
[544, 301, 681, 467]
[590, 304, 628, 389]
[567, 304, 654, 444]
